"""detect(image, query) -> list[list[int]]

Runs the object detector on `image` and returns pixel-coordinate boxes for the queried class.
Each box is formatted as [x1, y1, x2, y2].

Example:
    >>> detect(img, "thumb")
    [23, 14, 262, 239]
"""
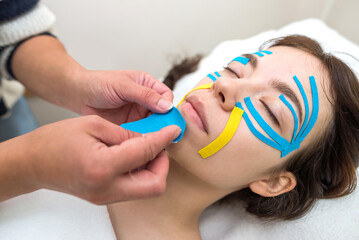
[110, 125, 181, 173]
[126, 84, 174, 113]
[88, 116, 142, 146]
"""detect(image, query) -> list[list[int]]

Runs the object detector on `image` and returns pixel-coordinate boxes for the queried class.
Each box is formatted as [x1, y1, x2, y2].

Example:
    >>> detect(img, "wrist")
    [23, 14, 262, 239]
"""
[63, 66, 90, 114]
[0, 136, 40, 201]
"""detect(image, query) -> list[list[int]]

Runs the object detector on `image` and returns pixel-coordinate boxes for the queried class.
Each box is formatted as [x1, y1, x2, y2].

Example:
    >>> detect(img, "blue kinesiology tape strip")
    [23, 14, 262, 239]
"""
[244, 97, 290, 149]
[237, 75, 319, 157]
[236, 102, 281, 150]
[279, 95, 298, 143]
[207, 73, 217, 81]
[120, 107, 186, 143]
[297, 76, 319, 141]
[215, 71, 221, 77]
[253, 51, 264, 57]
[232, 56, 249, 65]
[259, 50, 273, 55]
[293, 75, 309, 141]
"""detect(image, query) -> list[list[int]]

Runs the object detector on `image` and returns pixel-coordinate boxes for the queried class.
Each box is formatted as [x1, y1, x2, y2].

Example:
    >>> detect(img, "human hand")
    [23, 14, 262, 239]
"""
[3, 116, 180, 204]
[74, 70, 174, 125]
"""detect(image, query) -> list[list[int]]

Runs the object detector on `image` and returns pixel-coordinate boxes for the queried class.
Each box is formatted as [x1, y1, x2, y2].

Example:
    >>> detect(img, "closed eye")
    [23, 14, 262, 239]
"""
[224, 66, 240, 78]
[260, 99, 280, 127]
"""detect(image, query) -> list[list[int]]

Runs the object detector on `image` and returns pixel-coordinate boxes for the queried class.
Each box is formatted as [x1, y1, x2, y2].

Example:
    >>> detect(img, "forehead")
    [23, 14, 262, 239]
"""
[258, 46, 323, 77]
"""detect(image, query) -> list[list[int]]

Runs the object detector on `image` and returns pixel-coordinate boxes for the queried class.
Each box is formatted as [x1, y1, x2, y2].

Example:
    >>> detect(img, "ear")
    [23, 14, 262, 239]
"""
[249, 172, 297, 197]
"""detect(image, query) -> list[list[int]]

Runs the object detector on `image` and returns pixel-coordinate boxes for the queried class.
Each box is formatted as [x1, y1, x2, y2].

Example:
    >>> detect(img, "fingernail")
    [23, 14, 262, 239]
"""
[157, 99, 173, 111]
[174, 127, 182, 138]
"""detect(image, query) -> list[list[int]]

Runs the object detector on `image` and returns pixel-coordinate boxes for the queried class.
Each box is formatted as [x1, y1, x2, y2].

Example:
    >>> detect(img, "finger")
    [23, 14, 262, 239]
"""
[124, 84, 174, 113]
[109, 125, 181, 173]
[141, 73, 174, 102]
[111, 151, 170, 201]
[144, 150, 169, 181]
[87, 116, 142, 146]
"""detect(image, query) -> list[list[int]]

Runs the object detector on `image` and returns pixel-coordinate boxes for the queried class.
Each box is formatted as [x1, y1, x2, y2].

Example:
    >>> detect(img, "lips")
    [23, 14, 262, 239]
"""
[182, 96, 208, 133]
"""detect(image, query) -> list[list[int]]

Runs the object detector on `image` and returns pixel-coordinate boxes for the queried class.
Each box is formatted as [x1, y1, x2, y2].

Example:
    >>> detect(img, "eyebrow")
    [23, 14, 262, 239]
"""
[271, 80, 303, 125]
[242, 53, 257, 68]
[242, 53, 303, 125]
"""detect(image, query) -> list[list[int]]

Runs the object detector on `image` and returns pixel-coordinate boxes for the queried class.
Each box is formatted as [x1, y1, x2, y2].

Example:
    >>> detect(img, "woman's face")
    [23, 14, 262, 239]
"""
[166, 46, 332, 192]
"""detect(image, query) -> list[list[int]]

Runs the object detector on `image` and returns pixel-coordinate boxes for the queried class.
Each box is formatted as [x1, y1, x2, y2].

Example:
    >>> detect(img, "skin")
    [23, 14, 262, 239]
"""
[108, 46, 333, 240]
[0, 35, 181, 203]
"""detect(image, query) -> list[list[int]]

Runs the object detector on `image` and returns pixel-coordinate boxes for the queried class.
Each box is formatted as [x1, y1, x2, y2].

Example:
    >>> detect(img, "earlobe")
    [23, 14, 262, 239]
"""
[249, 172, 297, 197]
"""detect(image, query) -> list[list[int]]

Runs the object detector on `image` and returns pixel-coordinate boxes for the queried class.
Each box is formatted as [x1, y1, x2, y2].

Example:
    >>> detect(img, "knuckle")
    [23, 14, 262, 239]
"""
[143, 141, 157, 163]
[81, 161, 111, 187]
[86, 115, 103, 127]
[142, 89, 157, 103]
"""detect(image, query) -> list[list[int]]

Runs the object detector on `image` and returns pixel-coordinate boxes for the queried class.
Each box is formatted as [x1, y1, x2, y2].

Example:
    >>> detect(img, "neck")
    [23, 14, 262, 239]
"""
[108, 159, 228, 240]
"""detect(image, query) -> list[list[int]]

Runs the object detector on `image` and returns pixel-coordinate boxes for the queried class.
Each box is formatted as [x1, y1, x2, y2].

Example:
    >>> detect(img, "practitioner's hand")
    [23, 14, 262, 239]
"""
[75, 70, 174, 125]
[0, 116, 180, 204]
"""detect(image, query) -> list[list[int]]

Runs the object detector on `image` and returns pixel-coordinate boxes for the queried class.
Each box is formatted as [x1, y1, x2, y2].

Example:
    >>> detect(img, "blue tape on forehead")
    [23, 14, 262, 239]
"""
[207, 72, 221, 82]
[259, 50, 273, 55]
[120, 107, 186, 143]
[237, 76, 319, 157]
[207, 73, 217, 81]
[253, 50, 273, 57]
[232, 56, 249, 65]
[253, 51, 264, 57]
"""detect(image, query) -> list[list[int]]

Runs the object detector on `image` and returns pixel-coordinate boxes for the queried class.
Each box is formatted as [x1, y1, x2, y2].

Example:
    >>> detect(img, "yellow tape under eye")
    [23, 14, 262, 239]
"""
[177, 83, 213, 107]
[198, 107, 244, 159]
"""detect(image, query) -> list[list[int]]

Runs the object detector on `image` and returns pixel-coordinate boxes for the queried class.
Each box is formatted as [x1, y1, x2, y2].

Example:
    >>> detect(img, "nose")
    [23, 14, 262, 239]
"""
[212, 77, 238, 112]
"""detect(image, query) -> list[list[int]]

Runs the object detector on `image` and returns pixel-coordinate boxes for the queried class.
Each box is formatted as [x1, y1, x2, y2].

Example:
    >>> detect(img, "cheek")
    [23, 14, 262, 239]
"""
[195, 126, 274, 189]
[167, 123, 281, 190]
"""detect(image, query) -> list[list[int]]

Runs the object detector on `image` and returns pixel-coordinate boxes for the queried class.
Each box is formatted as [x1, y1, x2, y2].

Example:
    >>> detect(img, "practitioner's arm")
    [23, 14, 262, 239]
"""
[10, 35, 174, 124]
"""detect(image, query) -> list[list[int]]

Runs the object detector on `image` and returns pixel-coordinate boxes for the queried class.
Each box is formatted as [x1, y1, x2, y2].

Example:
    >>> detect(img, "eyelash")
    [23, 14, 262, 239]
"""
[260, 99, 280, 127]
[224, 66, 240, 78]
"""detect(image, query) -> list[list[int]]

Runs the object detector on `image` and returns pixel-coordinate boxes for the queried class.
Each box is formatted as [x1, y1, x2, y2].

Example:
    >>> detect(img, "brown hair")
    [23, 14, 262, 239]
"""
[163, 35, 359, 220]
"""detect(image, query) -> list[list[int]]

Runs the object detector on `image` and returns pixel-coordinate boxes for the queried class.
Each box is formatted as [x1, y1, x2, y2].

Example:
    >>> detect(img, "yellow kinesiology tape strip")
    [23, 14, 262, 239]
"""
[177, 84, 213, 107]
[198, 107, 244, 159]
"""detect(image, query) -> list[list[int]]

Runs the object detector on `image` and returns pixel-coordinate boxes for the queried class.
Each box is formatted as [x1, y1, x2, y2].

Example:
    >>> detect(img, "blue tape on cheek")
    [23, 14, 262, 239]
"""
[244, 97, 290, 149]
[231, 56, 249, 65]
[120, 107, 186, 143]
[292, 75, 309, 142]
[279, 95, 298, 143]
[236, 102, 282, 150]
[297, 76, 319, 141]
[237, 76, 319, 158]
